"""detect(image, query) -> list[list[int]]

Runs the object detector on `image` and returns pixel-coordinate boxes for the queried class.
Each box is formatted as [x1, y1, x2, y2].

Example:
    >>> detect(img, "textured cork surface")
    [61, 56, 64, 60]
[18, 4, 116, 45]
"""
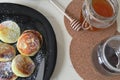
[64, 0, 120, 80]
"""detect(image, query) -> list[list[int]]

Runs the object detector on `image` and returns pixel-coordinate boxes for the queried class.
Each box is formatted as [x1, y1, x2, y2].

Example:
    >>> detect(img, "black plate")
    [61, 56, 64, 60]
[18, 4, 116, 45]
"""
[0, 3, 57, 80]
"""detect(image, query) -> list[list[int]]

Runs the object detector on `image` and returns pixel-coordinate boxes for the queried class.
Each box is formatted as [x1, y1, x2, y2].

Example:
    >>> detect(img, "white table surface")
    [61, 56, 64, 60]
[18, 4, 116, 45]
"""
[0, 0, 83, 80]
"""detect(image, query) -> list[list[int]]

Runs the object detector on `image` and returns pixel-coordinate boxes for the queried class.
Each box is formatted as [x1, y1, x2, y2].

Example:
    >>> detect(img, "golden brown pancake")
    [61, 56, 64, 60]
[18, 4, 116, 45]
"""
[0, 42, 16, 62]
[0, 20, 20, 43]
[0, 61, 18, 80]
[17, 30, 43, 56]
[11, 54, 35, 77]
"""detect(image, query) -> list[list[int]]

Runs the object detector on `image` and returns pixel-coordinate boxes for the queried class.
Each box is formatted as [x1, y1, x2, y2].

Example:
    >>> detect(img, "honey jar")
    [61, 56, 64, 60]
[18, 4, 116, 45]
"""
[81, 0, 119, 30]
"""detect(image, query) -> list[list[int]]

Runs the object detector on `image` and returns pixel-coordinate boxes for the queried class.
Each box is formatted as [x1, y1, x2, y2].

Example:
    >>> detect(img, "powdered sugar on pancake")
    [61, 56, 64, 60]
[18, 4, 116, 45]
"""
[0, 20, 20, 43]
[0, 61, 17, 80]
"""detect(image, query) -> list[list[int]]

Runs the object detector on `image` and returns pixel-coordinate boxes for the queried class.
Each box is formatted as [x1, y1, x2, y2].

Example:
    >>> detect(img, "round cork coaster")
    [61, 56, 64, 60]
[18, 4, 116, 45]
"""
[64, 0, 120, 80]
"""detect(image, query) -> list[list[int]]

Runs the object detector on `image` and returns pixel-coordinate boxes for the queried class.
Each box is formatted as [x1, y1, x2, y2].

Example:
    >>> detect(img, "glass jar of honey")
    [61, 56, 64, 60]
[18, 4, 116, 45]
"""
[81, 0, 119, 30]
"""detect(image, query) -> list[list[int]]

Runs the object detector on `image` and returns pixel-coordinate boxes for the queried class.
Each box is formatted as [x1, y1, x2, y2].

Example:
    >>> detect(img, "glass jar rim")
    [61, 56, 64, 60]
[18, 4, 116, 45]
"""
[86, 0, 119, 21]
[102, 35, 120, 73]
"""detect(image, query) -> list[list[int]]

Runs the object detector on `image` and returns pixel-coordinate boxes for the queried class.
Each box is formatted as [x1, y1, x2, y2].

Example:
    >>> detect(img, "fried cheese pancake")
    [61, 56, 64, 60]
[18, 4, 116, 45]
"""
[17, 30, 43, 56]
[0, 42, 16, 62]
[12, 55, 35, 77]
[0, 20, 20, 43]
[0, 61, 17, 80]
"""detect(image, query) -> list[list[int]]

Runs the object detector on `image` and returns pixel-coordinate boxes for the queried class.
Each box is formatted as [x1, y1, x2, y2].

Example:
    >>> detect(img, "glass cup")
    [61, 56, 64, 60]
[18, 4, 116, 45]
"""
[96, 35, 120, 75]
[81, 0, 119, 30]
